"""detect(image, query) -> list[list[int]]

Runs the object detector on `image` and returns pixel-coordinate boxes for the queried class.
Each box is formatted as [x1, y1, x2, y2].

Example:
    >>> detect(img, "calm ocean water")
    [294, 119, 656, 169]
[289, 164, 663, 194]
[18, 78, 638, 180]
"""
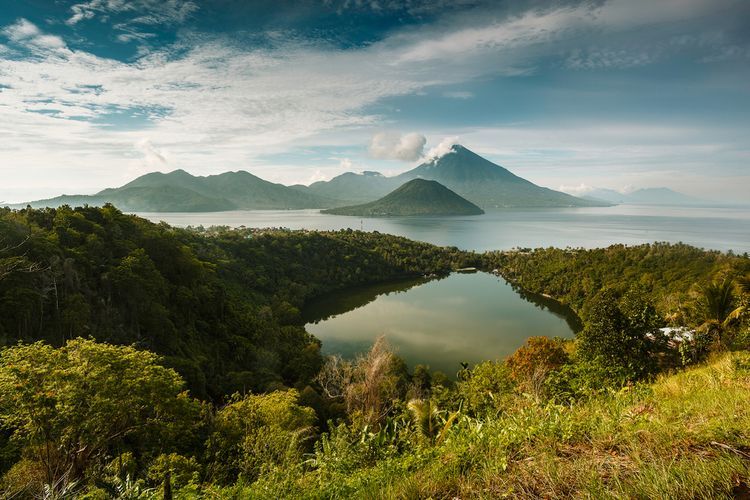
[137, 204, 750, 253]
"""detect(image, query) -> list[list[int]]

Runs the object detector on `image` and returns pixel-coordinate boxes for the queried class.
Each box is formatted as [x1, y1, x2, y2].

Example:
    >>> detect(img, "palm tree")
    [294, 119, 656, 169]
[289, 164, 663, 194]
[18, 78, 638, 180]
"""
[407, 399, 440, 440]
[407, 399, 459, 444]
[695, 277, 744, 347]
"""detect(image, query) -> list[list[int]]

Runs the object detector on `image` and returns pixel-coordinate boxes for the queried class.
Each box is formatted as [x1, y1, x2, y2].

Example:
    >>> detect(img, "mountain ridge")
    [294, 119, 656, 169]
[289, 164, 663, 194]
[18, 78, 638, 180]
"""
[19, 144, 607, 211]
[22, 169, 337, 212]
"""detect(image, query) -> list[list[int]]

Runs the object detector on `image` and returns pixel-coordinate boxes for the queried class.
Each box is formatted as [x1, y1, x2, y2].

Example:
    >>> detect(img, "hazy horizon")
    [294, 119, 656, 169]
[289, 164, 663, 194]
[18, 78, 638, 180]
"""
[2, 0, 749, 203]
[5, 151, 743, 207]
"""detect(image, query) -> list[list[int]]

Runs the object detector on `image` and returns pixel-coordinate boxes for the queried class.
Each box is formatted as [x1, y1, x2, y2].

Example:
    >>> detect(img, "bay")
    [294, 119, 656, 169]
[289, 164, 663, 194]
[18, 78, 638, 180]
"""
[137, 204, 750, 253]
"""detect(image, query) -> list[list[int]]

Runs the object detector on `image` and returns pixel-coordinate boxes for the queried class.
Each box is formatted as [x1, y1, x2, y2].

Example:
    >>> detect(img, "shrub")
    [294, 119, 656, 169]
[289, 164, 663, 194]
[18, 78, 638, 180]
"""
[457, 361, 514, 415]
[545, 357, 633, 402]
[506, 336, 569, 396]
[146, 453, 201, 490]
[316, 336, 407, 428]
[577, 288, 663, 380]
[206, 389, 316, 484]
[0, 339, 200, 488]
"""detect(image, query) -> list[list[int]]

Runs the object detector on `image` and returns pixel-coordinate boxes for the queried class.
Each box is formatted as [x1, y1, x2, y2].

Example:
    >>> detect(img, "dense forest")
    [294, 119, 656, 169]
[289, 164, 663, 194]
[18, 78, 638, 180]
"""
[486, 243, 750, 323]
[1, 206, 749, 498]
[0, 205, 477, 401]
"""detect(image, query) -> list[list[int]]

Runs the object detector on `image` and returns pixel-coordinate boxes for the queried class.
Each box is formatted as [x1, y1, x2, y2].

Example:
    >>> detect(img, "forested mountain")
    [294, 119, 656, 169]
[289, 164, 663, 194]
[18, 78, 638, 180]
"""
[292, 170, 395, 205]
[322, 179, 484, 216]
[24, 170, 336, 212]
[0, 205, 477, 399]
[21, 145, 606, 212]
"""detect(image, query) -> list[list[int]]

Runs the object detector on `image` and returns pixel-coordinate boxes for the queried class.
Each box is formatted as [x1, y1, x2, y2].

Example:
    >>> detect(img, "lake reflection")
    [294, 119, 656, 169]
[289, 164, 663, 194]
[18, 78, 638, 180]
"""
[304, 272, 577, 375]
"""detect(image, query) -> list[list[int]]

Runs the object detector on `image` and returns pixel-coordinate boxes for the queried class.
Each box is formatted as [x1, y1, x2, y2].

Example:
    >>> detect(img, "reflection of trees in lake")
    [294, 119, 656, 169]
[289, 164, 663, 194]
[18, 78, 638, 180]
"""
[302, 275, 447, 324]
[304, 272, 582, 334]
[511, 285, 583, 333]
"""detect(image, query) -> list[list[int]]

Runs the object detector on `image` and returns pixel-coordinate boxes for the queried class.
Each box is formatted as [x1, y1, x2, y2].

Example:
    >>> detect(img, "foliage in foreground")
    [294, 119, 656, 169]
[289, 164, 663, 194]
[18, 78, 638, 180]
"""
[220, 352, 750, 499]
[2, 335, 750, 499]
[1, 206, 750, 498]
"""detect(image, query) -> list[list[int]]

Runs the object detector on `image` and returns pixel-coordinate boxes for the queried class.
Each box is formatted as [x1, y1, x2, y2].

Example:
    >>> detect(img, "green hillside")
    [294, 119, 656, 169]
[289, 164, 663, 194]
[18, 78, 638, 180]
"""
[24, 169, 334, 212]
[294, 170, 396, 205]
[322, 179, 484, 216]
[0, 205, 475, 400]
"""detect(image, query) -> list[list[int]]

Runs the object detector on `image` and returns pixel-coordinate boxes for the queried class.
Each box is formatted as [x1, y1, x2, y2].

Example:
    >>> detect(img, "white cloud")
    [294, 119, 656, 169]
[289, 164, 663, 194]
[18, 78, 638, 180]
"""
[566, 48, 659, 69]
[369, 132, 427, 161]
[339, 158, 354, 170]
[558, 183, 595, 196]
[33, 35, 67, 49]
[115, 30, 157, 44]
[2, 18, 40, 39]
[67, 0, 199, 26]
[1, 19, 66, 50]
[0, 34, 433, 200]
[135, 138, 169, 167]
[425, 136, 460, 160]
[394, 5, 594, 64]
[307, 169, 328, 184]
[1, 0, 749, 201]
[442, 91, 474, 99]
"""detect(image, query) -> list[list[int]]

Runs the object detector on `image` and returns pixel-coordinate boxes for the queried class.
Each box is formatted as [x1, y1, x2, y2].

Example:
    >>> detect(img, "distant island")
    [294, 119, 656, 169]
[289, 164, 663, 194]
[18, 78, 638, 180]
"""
[322, 179, 484, 216]
[582, 187, 704, 205]
[18, 145, 609, 212]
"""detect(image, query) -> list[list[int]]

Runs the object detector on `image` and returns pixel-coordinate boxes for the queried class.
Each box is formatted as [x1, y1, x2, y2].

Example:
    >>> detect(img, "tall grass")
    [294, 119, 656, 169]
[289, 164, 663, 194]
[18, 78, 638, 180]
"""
[282, 352, 750, 499]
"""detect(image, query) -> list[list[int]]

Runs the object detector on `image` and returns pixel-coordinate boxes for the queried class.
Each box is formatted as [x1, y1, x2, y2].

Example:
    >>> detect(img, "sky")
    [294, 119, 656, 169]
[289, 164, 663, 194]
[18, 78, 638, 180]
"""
[1, 0, 749, 203]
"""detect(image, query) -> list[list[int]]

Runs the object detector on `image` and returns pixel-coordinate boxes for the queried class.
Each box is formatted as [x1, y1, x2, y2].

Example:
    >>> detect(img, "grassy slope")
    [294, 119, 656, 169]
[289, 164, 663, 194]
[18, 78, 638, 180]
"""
[257, 353, 750, 499]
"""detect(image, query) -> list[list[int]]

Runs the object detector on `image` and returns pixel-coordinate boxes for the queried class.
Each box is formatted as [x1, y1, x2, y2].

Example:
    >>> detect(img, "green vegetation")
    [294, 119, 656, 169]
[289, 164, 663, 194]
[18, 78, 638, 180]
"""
[0, 339, 200, 496]
[1, 206, 749, 498]
[271, 351, 750, 499]
[24, 169, 336, 212]
[488, 242, 750, 321]
[295, 171, 394, 205]
[322, 179, 484, 216]
[0, 205, 476, 400]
